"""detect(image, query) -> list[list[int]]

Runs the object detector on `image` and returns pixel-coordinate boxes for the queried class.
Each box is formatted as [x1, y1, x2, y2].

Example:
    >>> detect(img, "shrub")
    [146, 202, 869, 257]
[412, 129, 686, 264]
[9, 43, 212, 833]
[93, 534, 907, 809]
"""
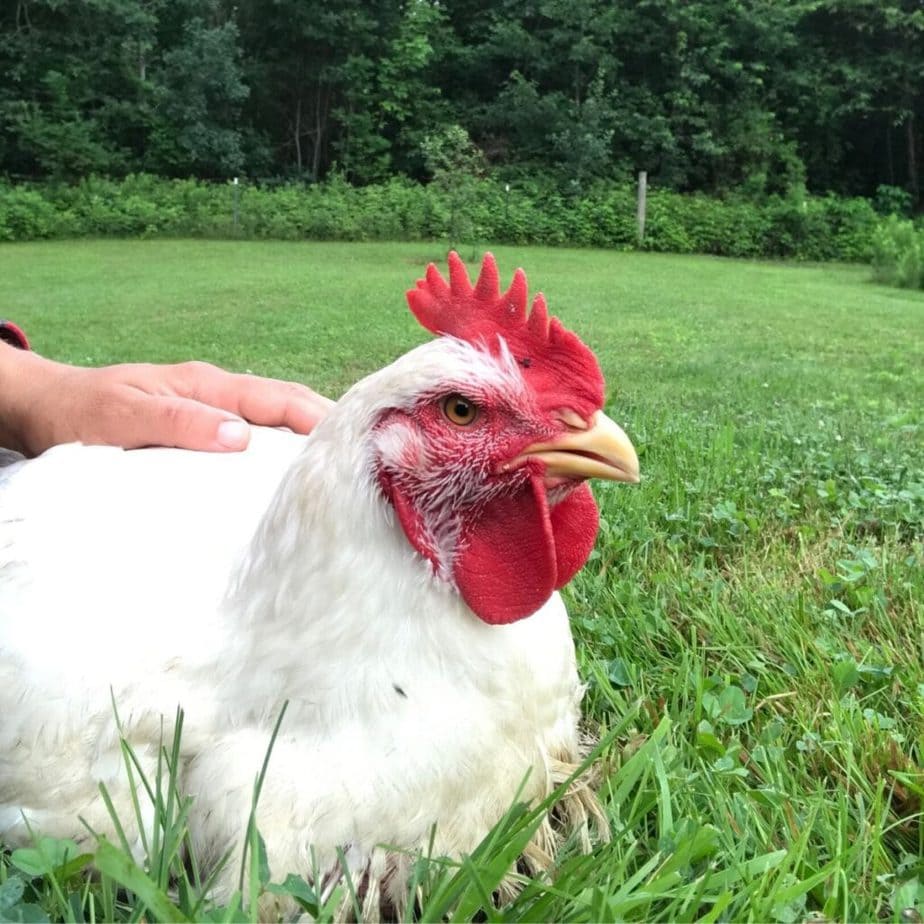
[0, 174, 887, 264]
[641, 193, 770, 258]
[758, 194, 879, 262]
[0, 185, 75, 240]
[817, 195, 880, 262]
[872, 184, 913, 218]
[871, 216, 924, 289]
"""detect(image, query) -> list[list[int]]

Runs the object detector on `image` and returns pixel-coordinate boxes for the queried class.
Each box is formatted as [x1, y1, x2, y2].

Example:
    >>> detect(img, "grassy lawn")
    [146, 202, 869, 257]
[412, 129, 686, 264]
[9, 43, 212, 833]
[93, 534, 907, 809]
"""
[1, 239, 922, 921]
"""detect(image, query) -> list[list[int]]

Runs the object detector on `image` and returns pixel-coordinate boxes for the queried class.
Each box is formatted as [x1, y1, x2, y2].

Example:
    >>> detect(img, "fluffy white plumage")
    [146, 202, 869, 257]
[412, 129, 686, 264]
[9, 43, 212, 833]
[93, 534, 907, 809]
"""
[0, 335, 603, 912]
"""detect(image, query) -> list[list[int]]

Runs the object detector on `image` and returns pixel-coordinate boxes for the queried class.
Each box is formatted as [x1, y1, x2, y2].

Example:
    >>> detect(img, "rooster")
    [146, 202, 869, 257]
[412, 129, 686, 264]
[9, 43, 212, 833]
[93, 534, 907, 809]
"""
[0, 253, 638, 915]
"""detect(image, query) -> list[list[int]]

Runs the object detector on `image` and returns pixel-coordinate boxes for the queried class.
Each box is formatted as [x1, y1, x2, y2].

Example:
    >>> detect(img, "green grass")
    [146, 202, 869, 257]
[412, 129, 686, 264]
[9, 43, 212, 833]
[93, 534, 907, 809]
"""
[1, 239, 922, 922]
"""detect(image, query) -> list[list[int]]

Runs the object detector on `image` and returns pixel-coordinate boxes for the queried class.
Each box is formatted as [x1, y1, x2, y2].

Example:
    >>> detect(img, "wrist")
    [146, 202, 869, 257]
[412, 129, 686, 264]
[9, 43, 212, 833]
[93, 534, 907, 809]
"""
[0, 346, 62, 455]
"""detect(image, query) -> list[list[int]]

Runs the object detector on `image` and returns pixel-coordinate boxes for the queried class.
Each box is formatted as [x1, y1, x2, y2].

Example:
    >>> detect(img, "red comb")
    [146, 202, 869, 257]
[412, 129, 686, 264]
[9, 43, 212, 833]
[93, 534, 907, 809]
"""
[406, 252, 604, 416]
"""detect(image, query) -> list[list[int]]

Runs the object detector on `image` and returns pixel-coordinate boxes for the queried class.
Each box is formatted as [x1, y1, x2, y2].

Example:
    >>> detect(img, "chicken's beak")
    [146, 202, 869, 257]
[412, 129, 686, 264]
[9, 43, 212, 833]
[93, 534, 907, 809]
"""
[512, 411, 640, 484]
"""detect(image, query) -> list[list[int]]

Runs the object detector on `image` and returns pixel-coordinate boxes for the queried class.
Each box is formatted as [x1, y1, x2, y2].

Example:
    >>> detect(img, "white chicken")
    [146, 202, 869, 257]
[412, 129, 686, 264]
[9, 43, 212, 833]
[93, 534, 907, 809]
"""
[0, 253, 638, 914]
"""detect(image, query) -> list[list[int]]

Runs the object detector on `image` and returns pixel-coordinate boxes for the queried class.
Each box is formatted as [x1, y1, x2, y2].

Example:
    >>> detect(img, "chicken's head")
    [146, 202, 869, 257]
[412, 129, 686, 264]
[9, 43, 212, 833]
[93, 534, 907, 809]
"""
[373, 252, 638, 626]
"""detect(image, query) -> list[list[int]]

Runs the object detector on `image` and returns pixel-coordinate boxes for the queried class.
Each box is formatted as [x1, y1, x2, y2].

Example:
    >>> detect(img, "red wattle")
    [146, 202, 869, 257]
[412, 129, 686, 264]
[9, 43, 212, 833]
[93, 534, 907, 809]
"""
[549, 483, 599, 588]
[453, 475, 557, 625]
[453, 475, 600, 625]
[384, 473, 601, 626]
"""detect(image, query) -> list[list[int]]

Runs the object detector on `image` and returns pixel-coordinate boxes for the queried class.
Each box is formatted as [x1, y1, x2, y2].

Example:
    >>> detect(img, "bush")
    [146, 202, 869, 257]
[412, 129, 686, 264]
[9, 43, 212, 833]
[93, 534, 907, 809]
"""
[0, 174, 886, 264]
[871, 216, 924, 289]
[0, 185, 76, 240]
[872, 184, 914, 218]
[640, 193, 765, 258]
[757, 195, 879, 262]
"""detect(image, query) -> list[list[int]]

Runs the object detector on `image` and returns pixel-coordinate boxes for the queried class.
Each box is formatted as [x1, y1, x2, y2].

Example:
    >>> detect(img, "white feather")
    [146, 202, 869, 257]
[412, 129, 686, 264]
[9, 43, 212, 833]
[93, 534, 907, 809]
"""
[0, 337, 586, 901]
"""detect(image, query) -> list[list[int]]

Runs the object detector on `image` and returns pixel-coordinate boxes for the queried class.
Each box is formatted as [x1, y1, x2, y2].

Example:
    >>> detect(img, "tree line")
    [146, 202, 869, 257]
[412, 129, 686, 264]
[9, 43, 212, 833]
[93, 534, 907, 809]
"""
[1, 0, 922, 209]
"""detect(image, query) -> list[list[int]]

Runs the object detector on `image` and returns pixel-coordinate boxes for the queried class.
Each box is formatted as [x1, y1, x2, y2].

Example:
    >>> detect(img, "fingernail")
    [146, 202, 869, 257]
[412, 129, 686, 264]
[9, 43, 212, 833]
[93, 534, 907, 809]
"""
[217, 419, 249, 450]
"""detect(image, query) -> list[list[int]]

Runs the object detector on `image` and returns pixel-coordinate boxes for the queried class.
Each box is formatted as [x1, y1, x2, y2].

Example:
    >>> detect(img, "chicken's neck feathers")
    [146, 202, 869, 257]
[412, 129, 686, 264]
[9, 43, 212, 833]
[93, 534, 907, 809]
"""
[221, 339, 541, 721]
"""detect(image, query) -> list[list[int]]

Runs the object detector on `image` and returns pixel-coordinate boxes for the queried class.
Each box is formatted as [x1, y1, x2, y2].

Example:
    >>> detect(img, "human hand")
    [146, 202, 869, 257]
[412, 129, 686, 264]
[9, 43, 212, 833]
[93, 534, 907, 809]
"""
[1, 350, 333, 457]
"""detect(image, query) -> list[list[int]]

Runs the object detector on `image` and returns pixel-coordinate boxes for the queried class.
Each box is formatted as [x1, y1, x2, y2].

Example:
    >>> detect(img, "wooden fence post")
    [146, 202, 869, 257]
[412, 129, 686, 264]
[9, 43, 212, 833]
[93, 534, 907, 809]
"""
[637, 170, 647, 245]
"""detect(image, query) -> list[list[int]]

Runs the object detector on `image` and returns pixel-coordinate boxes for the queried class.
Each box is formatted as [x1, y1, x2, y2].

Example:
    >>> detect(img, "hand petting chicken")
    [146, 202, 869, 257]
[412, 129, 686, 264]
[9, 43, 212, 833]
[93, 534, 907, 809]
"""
[0, 253, 638, 917]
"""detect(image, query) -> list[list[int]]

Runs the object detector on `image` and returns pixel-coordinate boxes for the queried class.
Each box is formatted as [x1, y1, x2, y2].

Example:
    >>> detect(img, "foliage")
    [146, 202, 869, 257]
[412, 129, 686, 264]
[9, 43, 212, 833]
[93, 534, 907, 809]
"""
[871, 215, 924, 289]
[0, 0, 249, 181]
[0, 240, 922, 921]
[874, 184, 915, 218]
[796, 0, 924, 207]
[0, 1, 922, 206]
[420, 124, 486, 249]
[145, 16, 249, 177]
[0, 176, 884, 263]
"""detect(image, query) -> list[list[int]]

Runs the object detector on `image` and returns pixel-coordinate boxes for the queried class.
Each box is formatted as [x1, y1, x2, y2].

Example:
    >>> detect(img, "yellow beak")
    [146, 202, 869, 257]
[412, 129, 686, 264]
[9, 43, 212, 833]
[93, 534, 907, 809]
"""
[513, 411, 640, 484]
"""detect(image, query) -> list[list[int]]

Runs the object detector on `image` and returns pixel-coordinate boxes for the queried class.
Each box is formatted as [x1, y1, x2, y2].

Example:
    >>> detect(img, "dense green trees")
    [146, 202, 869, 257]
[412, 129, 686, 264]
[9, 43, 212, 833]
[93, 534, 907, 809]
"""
[0, 0, 249, 178]
[1, 0, 921, 208]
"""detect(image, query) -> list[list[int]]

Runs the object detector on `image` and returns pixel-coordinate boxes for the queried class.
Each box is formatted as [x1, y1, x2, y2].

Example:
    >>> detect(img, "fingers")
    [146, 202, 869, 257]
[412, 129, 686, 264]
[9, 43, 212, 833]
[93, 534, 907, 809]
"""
[238, 378, 334, 434]
[169, 362, 334, 435]
[104, 391, 253, 452]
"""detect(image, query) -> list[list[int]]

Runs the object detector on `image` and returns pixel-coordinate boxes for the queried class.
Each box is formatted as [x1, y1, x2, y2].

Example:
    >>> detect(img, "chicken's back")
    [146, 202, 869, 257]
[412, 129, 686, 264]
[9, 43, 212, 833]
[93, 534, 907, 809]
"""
[0, 428, 306, 841]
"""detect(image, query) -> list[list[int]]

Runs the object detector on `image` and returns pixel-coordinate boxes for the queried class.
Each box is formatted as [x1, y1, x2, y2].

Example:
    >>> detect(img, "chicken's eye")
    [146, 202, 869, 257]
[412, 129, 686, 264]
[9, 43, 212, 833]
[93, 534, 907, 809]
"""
[441, 394, 479, 427]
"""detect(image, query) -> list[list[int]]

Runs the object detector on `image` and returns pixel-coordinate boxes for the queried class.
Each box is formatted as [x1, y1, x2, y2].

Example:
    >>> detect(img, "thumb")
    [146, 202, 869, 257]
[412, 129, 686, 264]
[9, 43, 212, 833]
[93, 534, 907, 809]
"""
[124, 394, 252, 451]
